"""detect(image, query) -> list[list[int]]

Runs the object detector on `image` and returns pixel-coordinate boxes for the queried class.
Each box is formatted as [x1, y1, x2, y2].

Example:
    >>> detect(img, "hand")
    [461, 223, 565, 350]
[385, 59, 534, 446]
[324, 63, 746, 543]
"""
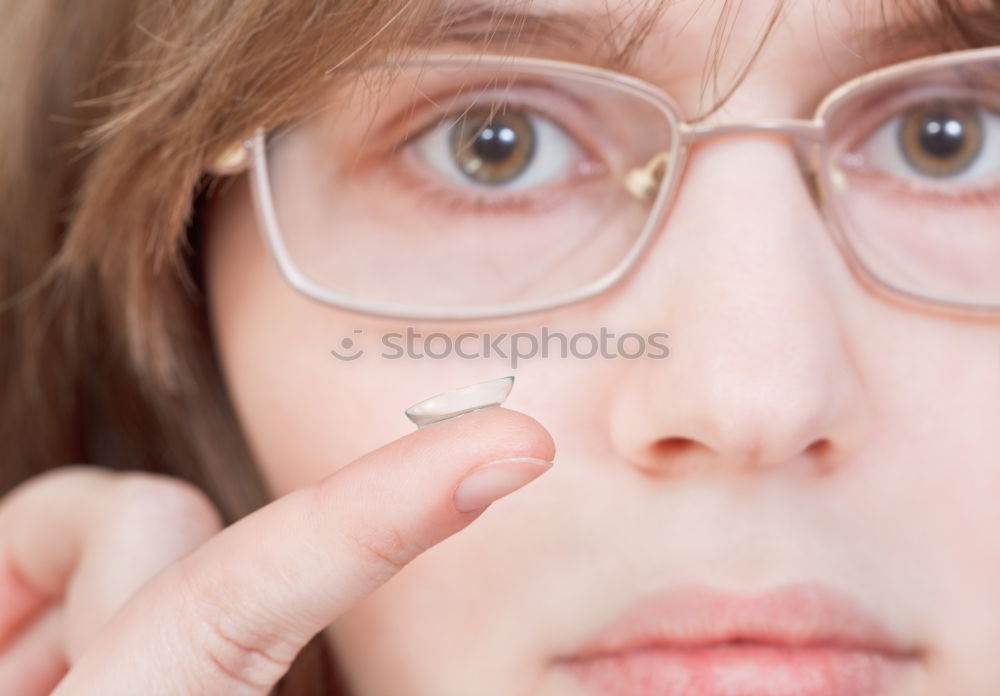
[0, 406, 554, 695]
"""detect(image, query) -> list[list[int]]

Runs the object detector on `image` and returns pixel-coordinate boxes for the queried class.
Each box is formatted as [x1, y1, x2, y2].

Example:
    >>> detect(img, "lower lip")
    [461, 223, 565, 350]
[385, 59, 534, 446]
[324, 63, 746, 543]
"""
[558, 644, 906, 696]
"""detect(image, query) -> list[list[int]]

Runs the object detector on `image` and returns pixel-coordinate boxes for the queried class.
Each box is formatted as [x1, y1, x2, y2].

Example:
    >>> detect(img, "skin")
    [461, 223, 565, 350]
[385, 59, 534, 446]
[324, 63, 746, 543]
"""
[204, 0, 1000, 692]
[3, 0, 1000, 693]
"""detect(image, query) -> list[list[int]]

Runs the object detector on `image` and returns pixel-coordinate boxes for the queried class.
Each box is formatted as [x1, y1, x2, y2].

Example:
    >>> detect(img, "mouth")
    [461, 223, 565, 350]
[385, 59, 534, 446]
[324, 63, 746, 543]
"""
[554, 583, 924, 696]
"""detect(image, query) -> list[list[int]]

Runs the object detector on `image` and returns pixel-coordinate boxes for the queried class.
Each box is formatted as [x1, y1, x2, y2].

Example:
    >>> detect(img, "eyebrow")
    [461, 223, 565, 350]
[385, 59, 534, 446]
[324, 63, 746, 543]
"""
[415, 0, 667, 71]
[414, 0, 1000, 70]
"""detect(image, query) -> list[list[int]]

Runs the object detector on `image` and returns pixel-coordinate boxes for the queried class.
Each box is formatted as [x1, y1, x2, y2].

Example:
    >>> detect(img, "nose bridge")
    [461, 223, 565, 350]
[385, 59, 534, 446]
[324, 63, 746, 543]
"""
[673, 118, 827, 212]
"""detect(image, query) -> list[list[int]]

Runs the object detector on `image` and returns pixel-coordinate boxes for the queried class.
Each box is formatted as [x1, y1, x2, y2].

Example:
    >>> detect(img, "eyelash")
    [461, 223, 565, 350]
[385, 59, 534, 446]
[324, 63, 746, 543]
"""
[393, 171, 584, 215]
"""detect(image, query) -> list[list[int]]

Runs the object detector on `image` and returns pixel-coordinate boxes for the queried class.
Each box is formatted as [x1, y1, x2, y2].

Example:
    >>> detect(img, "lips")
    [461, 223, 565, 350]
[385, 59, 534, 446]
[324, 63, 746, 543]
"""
[555, 583, 922, 696]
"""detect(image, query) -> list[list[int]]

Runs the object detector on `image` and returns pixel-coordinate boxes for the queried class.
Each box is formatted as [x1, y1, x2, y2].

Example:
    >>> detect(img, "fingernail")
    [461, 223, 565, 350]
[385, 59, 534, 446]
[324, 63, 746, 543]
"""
[453, 457, 554, 513]
[405, 376, 515, 428]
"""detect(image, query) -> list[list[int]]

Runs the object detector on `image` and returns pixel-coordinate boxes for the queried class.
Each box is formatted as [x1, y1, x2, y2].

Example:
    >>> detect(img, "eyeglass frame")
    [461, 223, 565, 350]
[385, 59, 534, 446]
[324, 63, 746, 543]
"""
[210, 45, 1000, 322]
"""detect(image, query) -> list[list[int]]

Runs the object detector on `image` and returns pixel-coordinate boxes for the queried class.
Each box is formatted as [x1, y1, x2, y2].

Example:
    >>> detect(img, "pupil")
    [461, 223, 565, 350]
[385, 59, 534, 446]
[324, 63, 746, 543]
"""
[917, 112, 966, 160]
[473, 122, 518, 163]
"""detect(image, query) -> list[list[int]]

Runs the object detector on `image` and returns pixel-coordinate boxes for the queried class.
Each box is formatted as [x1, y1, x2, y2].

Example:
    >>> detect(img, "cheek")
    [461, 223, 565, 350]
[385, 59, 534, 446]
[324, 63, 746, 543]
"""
[198, 172, 1000, 692]
[851, 316, 1000, 684]
[198, 175, 568, 496]
[199, 180, 588, 693]
[200, 176, 405, 496]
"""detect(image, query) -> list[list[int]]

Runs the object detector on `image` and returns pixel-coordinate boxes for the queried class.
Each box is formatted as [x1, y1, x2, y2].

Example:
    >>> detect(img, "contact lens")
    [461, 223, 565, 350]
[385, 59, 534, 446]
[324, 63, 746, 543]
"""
[405, 376, 515, 428]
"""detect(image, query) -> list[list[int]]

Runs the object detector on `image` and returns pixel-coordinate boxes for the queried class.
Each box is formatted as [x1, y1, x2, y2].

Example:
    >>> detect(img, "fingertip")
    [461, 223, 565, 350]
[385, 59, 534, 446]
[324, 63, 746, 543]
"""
[491, 407, 557, 462]
[408, 406, 555, 464]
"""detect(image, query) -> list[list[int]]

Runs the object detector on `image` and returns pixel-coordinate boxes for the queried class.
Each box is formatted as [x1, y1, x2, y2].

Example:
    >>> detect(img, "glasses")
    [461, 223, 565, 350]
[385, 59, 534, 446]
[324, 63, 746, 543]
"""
[214, 47, 1000, 321]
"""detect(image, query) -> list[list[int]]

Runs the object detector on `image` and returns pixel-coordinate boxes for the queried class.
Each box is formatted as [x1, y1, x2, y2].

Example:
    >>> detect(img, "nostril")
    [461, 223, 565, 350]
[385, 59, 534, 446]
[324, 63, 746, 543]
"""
[644, 435, 838, 476]
[650, 437, 698, 459]
[808, 438, 838, 475]
[627, 437, 704, 477]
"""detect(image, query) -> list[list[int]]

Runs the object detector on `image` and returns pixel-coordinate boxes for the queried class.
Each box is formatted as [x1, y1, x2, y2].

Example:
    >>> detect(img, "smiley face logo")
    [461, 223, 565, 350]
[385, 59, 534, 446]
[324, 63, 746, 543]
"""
[330, 330, 364, 361]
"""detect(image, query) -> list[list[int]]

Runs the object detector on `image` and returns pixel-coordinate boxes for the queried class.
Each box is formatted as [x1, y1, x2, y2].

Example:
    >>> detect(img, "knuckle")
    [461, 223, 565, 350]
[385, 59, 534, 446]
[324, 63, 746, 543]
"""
[343, 521, 417, 578]
[311, 472, 423, 580]
[25, 464, 109, 488]
[198, 615, 295, 694]
[110, 473, 223, 540]
[173, 559, 296, 694]
[0, 465, 110, 519]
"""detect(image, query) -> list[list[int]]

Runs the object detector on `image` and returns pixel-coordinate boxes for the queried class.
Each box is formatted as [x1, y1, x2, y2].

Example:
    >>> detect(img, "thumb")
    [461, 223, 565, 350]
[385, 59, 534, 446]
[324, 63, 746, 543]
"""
[52, 406, 555, 696]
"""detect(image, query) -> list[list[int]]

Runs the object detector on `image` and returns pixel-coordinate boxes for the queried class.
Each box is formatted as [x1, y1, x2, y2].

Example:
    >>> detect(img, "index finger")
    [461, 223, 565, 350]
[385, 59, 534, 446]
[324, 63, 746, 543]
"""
[53, 406, 555, 696]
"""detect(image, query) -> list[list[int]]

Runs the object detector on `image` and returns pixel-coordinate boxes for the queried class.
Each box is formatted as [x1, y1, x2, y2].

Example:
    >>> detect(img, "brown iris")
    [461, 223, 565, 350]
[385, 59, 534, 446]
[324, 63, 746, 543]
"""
[449, 108, 536, 185]
[897, 101, 983, 178]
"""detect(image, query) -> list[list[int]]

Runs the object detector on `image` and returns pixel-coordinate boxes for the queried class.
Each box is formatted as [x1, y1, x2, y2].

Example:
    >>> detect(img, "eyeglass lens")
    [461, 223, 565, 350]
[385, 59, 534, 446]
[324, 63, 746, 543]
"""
[261, 54, 1000, 312]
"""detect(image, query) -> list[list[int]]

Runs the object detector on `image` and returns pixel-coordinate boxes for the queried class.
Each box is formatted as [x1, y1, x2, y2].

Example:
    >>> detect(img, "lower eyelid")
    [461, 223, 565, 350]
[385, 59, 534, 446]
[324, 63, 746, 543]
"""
[390, 147, 611, 215]
[835, 155, 1000, 204]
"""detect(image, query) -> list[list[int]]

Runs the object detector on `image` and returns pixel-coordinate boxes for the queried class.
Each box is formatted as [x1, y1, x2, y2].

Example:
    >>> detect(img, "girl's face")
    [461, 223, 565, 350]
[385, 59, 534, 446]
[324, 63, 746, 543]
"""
[203, 0, 1000, 693]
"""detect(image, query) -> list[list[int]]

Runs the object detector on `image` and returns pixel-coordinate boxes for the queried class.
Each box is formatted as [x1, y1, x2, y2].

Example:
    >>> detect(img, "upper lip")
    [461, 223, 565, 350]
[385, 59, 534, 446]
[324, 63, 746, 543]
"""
[560, 582, 923, 661]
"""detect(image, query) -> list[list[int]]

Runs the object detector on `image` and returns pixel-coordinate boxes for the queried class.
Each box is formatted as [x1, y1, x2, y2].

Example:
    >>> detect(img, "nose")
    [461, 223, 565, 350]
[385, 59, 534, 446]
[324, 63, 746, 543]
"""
[606, 137, 873, 477]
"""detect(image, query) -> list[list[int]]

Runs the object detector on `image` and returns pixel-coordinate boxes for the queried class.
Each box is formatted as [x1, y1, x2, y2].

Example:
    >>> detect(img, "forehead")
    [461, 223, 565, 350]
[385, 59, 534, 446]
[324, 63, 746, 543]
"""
[427, 0, 993, 116]
[432, 0, 991, 64]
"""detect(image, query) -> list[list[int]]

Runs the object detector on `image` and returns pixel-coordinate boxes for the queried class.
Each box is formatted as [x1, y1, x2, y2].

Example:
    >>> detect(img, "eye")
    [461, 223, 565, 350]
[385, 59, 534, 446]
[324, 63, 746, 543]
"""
[859, 99, 1000, 184]
[410, 105, 583, 190]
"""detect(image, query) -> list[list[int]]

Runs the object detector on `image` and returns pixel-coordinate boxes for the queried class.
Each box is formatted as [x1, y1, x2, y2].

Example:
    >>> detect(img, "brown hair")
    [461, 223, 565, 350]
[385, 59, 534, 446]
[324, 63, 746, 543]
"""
[2, 0, 999, 692]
